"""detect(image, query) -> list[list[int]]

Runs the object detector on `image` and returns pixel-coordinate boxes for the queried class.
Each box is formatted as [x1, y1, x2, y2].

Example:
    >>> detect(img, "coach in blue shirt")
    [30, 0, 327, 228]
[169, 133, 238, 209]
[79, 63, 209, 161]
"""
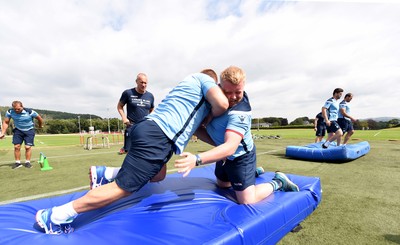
[0, 101, 44, 169]
[117, 73, 155, 154]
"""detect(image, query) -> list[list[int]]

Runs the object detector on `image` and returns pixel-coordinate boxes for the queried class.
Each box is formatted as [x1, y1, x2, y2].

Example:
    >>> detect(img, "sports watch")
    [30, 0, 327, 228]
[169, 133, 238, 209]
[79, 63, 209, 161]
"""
[195, 154, 202, 166]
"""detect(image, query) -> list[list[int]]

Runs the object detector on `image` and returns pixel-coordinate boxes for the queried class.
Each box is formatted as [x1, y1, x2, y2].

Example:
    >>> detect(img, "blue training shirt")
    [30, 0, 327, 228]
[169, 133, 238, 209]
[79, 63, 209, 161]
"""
[206, 92, 253, 160]
[323, 97, 340, 121]
[146, 73, 217, 154]
[338, 100, 351, 121]
[5, 108, 38, 131]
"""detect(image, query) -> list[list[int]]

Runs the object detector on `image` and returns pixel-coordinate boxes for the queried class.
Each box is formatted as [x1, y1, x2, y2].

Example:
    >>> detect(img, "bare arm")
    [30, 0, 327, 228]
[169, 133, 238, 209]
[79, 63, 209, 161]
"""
[322, 107, 331, 126]
[339, 108, 356, 122]
[205, 86, 229, 117]
[117, 101, 130, 125]
[0, 117, 10, 139]
[36, 115, 44, 128]
[194, 126, 215, 146]
[174, 131, 241, 177]
[314, 117, 318, 131]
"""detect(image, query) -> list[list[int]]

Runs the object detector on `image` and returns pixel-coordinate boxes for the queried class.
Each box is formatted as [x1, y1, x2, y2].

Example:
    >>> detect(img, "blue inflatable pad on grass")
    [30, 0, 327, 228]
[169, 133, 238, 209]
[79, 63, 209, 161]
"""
[0, 164, 321, 245]
[286, 141, 370, 162]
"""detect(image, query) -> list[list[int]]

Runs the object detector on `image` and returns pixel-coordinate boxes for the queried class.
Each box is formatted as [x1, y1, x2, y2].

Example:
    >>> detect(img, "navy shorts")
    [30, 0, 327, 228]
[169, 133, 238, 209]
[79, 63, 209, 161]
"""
[315, 125, 326, 137]
[115, 120, 174, 193]
[214, 146, 256, 191]
[338, 118, 353, 133]
[12, 128, 35, 146]
[326, 121, 341, 133]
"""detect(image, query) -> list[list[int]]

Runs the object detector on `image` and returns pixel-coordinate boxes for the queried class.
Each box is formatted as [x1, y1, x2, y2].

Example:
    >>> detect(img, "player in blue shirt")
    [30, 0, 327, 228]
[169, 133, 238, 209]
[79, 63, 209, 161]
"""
[338, 93, 356, 145]
[321, 88, 344, 148]
[0, 101, 43, 169]
[117, 73, 155, 154]
[175, 66, 299, 204]
[35, 69, 229, 234]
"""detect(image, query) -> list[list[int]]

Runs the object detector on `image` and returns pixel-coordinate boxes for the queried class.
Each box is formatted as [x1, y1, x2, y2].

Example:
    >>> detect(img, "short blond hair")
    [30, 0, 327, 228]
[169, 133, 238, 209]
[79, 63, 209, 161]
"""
[220, 66, 246, 85]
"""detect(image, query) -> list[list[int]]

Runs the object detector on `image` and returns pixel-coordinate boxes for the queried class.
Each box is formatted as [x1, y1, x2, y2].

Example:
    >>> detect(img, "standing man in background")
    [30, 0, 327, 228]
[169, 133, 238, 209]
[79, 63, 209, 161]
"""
[314, 112, 326, 143]
[338, 93, 356, 145]
[117, 73, 155, 155]
[0, 101, 44, 169]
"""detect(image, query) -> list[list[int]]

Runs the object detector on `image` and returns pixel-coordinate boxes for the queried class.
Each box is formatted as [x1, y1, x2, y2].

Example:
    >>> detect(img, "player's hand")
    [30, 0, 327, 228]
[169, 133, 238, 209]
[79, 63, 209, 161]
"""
[325, 120, 331, 127]
[174, 152, 196, 177]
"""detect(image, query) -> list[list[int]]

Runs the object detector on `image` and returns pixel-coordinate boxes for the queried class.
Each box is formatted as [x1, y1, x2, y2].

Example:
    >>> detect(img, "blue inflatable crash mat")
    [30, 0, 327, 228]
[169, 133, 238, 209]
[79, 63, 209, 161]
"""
[0, 164, 322, 245]
[286, 141, 370, 162]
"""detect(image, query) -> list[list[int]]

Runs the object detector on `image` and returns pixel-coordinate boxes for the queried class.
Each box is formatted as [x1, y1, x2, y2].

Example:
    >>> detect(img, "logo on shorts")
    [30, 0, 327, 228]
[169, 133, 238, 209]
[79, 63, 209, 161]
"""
[238, 115, 246, 123]
[233, 182, 243, 186]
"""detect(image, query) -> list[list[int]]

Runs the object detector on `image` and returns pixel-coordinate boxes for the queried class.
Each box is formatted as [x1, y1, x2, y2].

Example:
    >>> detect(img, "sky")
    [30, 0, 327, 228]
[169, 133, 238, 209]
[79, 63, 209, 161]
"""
[1, 0, 399, 123]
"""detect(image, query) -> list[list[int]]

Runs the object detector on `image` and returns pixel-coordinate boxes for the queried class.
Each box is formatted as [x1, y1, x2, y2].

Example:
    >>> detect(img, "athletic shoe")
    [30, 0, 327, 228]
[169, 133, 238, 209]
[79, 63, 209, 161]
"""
[273, 172, 299, 192]
[322, 143, 329, 149]
[255, 166, 265, 177]
[118, 148, 127, 155]
[12, 163, 22, 169]
[35, 208, 74, 235]
[25, 162, 33, 168]
[89, 166, 109, 189]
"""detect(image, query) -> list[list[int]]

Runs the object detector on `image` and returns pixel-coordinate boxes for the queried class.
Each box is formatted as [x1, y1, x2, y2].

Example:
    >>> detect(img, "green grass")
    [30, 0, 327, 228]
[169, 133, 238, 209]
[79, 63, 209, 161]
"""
[0, 129, 399, 244]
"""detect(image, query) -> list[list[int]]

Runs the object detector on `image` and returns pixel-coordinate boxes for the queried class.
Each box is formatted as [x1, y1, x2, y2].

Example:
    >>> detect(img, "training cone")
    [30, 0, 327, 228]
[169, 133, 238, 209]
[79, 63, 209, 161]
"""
[38, 152, 45, 165]
[40, 157, 53, 171]
[38, 152, 52, 171]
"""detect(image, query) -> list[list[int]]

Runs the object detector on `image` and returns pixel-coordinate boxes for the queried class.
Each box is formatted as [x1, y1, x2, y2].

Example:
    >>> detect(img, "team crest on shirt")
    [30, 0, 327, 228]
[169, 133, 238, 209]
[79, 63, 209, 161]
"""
[238, 115, 246, 123]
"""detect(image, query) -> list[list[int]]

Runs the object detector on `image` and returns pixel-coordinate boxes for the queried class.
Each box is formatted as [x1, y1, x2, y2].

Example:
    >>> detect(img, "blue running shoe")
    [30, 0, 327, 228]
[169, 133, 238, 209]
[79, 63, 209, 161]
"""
[35, 208, 74, 234]
[255, 166, 265, 177]
[90, 166, 109, 189]
[273, 172, 300, 192]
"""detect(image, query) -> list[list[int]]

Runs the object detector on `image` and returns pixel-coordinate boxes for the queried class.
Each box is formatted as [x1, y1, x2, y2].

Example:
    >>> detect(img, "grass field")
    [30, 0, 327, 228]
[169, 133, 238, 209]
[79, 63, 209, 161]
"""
[0, 129, 399, 244]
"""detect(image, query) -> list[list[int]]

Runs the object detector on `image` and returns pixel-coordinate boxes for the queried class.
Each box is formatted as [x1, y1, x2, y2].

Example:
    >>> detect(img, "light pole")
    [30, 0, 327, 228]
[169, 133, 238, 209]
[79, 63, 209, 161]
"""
[107, 108, 111, 134]
[78, 116, 81, 134]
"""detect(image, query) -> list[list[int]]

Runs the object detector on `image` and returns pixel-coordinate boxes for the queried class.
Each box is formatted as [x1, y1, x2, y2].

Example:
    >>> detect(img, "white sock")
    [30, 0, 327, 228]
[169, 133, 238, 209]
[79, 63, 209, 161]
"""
[323, 142, 329, 147]
[16, 160, 21, 164]
[105, 167, 121, 181]
[51, 201, 78, 224]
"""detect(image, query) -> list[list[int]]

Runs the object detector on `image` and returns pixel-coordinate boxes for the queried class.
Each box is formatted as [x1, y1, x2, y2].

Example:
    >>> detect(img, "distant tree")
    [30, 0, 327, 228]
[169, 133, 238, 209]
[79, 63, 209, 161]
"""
[387, 119, 400, 127]
[290, 117, 310, 125]
[367, 119, 379, 130]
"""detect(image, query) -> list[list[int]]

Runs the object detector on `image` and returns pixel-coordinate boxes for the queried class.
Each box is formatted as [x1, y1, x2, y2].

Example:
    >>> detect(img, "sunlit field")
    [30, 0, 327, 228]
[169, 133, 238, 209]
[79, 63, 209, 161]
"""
[0, 128, 399, 244]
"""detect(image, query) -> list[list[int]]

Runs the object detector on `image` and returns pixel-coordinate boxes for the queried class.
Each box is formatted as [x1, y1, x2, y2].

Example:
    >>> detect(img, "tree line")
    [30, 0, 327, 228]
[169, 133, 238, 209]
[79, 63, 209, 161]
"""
[1, 106, 398, 134]
[252, 117, 400, 130]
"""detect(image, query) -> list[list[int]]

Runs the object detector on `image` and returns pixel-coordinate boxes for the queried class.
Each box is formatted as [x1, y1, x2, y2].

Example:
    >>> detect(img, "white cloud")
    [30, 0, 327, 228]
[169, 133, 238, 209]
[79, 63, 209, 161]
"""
[0, 0, 399, 123]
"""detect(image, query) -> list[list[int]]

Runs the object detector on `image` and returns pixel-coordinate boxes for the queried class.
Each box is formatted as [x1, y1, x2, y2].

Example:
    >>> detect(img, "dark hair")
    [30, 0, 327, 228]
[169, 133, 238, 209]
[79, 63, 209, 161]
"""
[12, 101, 23, 107]
[344, 93, 353, 98]
[333, 88, 344, 95]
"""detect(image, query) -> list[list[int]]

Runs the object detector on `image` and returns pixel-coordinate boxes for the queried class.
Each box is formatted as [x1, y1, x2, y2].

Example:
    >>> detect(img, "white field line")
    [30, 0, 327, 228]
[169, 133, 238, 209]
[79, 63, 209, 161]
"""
[373, 131, 382, 137]
[0, 149, 281, 205]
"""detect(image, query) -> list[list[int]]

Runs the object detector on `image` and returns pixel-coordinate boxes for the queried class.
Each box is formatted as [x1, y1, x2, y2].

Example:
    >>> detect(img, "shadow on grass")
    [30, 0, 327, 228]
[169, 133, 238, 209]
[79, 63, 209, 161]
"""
[384, 234, 400, 244]
[0, 162, 13, 169]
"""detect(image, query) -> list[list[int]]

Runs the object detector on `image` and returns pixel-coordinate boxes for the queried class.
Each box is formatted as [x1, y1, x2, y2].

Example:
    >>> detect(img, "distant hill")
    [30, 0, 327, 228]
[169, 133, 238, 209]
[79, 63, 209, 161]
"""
[0, 106, 102, 120]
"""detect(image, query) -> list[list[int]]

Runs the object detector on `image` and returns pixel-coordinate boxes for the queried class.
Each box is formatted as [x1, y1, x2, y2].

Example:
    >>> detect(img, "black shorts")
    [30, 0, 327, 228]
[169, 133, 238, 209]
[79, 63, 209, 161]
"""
[12, 128, 35, 146]
[115, 120, 174, 193]
[315, 125, 326, 137]
[214, 146, 256, 191]
[326, 121, 341, 134]
[338, 118, 353, 133]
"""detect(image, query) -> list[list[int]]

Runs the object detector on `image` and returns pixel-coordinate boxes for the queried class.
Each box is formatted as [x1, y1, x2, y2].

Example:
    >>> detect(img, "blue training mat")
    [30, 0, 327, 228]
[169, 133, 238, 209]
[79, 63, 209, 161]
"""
[286, 141, 370, 163]
[0, 164, 321, 245]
